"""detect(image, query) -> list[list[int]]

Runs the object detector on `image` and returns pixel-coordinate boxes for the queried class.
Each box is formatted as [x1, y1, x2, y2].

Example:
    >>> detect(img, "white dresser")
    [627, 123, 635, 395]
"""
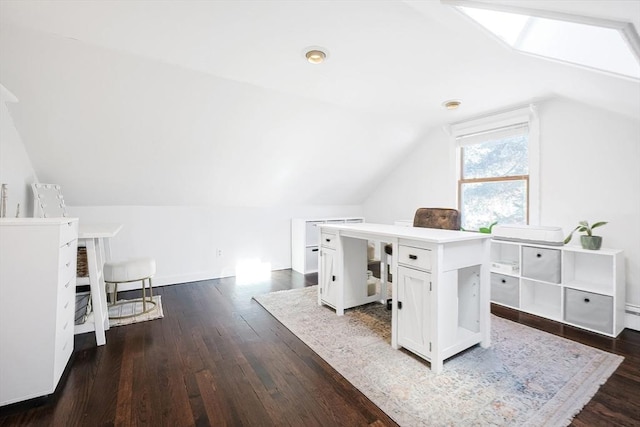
[0, 218, 78, 406]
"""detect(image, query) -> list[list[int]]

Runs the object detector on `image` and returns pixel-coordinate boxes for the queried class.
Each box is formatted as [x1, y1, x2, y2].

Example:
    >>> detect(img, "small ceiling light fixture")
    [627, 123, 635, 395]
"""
[304, 47, 328, 64]
[443, 100, 462, 110]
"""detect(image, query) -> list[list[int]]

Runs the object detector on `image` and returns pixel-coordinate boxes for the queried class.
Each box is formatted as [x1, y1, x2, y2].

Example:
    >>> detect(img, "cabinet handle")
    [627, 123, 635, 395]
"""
[312, 248, 319, 252]
[536, 253, 542, 258]
[501, 279, 506, 284]
[325, 238, 331, 242]
[332, 275, 336, 282]
[584, 298, 590, 303]
[409, 254, 418, 260]
[398, 301, 403, 310]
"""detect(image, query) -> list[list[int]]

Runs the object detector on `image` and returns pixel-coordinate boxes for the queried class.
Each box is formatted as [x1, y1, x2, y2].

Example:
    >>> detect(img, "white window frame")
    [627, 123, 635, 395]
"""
[448, 105, 540, 228]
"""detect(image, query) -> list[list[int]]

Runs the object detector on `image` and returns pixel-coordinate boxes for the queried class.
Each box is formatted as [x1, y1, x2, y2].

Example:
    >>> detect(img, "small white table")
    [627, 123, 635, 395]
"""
[317, 222, 492, 373]
[74, 223, 123, 346]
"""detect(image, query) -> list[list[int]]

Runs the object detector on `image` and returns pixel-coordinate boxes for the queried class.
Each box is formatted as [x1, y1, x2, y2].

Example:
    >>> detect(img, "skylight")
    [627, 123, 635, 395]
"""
[446, 1, 640, 80]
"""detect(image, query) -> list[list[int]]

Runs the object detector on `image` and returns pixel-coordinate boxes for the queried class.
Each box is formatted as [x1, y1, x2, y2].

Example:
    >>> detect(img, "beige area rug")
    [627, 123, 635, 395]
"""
[253, 286, 623, 427]
[108, 295, 164, 327]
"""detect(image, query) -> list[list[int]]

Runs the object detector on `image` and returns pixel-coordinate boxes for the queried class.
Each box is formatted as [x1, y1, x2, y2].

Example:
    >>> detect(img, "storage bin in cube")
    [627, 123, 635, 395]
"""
[521, 246, 561, 283]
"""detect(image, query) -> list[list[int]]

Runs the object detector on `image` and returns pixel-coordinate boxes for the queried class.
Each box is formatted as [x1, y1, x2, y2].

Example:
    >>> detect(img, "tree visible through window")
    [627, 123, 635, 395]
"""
[458, 132, 529, 231]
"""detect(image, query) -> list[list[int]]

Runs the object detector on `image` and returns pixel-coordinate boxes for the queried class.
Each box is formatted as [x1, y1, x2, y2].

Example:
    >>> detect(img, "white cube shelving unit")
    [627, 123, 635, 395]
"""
[291, 217, 364, 274]
[490, 239, 625, 337]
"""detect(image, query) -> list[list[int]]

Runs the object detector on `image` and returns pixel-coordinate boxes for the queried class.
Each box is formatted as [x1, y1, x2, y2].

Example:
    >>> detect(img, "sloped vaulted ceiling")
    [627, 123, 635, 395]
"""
[1, 0, 639, 207]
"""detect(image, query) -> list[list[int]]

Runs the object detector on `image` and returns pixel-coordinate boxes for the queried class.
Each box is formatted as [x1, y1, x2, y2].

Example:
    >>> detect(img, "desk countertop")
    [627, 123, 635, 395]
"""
[78, 223, 123, 238]
[318, 222, 491, 243]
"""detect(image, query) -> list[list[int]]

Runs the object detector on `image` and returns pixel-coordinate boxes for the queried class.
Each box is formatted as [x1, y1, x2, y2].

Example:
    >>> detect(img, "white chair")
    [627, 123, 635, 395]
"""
[104, 257, 157, 318]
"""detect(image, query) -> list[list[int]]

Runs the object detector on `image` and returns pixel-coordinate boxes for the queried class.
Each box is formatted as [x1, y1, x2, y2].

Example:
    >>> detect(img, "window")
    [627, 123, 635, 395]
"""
[451, 106, 539, 231]
[445, 0, 640, 80]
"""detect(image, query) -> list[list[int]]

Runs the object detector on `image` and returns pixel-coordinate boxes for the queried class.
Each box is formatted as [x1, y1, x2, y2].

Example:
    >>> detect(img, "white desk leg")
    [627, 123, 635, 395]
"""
[390, 238, 399, 349]
[378, 241, 387, 304]
[336, 234, 344, 316]
[85, 238, 107, 346]
[480, 238, 491, 348]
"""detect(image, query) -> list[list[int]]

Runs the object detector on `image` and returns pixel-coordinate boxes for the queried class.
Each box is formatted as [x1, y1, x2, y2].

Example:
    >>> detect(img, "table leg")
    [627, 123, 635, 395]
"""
[85, 238, 107, 346]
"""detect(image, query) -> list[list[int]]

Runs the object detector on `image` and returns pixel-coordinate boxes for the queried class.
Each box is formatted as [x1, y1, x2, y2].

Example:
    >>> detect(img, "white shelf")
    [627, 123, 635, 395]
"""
[490, 239, 625, 337]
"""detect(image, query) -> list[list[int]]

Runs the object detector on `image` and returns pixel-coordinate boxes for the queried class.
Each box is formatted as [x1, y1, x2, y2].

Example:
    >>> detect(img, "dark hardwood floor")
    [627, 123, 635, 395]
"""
[1, 269, 638, 426]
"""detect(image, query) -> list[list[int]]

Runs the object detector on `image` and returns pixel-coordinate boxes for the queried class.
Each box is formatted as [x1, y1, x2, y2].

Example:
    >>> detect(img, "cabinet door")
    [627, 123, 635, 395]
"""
[397, 266, 431, 357]
[319, 249, 338, 307]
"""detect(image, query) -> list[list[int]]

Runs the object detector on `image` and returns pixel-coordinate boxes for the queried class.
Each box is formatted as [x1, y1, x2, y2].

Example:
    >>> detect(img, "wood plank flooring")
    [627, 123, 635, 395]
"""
[1, 269, 638, 426]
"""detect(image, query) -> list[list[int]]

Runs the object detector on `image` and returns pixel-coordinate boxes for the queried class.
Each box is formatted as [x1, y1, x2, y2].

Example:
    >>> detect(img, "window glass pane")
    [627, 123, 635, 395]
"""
[461, 179, 527, 230]
[462, 134, 528, 179]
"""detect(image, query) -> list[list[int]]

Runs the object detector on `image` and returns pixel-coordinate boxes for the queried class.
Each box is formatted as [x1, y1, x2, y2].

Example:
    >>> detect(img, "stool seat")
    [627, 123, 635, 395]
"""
[104, 257, 157, 319]
[104, 257, 156, 283]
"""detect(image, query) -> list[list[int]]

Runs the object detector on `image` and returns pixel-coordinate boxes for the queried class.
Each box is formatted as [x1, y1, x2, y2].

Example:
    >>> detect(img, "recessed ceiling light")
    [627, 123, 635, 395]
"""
[443, 100, 462, 110]
[304, 47, 328, 64]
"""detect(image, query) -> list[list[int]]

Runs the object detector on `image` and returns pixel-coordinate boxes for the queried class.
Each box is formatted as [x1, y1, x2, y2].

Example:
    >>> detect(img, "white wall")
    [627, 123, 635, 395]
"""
[363, 97, 640, 311]
[0, 84, 37, 217]
[67, 204, 363, 288]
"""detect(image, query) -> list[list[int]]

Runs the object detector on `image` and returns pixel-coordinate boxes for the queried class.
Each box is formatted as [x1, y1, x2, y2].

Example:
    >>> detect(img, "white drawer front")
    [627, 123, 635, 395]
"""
[321, 232, 337, 250]
[59, 220, 78, 247]
[398, 245, 431, 271]
[58, 241, 77, 285]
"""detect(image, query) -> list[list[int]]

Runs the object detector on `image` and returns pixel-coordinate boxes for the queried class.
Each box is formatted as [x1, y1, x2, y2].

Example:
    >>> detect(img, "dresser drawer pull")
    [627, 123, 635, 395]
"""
[536, 253, 542, 258]
[408, 254, 418, 260]
[584, 298, 590, 303]
[325, 238, 331, 242]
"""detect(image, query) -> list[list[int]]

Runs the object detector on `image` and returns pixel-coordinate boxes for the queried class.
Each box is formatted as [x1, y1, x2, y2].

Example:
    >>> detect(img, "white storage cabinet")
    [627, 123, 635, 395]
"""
[490, 239, 625, 337]
[0, 218, 79, 406]
[395, 241, 485, 370]
[291, 217, 363, 274]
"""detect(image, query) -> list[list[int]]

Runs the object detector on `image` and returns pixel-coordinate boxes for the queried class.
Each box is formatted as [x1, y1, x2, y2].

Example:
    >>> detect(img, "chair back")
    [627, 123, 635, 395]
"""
[413, 208, 460, 230]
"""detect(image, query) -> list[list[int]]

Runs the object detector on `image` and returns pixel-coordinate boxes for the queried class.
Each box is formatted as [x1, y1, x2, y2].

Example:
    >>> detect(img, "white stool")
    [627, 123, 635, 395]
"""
[104, 257, 156, 318]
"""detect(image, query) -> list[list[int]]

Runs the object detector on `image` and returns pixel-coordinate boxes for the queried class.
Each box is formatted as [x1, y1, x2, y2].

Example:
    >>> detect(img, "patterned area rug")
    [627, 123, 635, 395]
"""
[108, 295, 164, 327]
[253, 286, 623, 427]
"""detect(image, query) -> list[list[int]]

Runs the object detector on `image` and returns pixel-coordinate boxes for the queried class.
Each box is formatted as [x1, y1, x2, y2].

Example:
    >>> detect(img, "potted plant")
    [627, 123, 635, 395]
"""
[564, 220, 607, 250]
[479, 221, 498, 234]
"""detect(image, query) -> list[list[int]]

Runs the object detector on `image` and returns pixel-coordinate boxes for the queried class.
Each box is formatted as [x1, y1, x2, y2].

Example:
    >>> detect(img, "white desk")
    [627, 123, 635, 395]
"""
[74, 223, 123, 346]
[317, 223, 492, 373]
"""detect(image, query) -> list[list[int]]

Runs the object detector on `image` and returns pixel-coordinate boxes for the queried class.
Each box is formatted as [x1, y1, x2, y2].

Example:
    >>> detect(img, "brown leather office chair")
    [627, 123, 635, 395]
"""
[384, 208, 461, 279]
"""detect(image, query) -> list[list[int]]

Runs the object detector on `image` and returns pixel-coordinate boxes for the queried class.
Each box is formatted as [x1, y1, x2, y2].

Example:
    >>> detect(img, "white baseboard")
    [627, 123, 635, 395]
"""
[625, 303, 640, 332]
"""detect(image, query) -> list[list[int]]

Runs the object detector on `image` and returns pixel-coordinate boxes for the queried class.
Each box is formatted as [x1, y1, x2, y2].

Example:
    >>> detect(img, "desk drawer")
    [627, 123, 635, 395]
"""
[321, 232, 337, 250]
[59, 220, 78, 247]
[398, 245, 431, 271]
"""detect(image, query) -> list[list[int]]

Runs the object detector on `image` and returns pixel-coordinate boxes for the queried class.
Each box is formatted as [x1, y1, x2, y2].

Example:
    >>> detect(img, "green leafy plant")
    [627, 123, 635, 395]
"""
[564, 220, 607, 244]
[479, 221, 498, 234]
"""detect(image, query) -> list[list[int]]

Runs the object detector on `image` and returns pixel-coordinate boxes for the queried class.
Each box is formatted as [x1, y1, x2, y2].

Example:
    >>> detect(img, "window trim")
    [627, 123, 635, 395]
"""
[448, 104, 540, 228]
